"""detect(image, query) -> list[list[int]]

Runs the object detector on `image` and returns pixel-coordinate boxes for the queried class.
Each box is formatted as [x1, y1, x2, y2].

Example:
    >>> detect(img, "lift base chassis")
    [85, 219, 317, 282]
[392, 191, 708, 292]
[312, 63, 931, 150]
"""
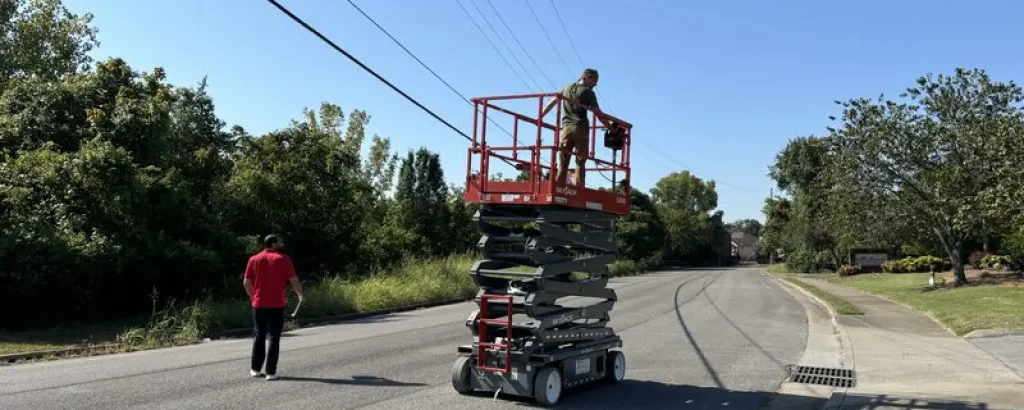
[451, 204, 627, 405]
[458, 334, 622, 395]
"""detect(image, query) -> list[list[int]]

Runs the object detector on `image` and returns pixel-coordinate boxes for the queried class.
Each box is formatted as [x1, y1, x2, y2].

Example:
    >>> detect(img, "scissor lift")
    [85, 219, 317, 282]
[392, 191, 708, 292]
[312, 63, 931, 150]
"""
[451, 92, 632, 406]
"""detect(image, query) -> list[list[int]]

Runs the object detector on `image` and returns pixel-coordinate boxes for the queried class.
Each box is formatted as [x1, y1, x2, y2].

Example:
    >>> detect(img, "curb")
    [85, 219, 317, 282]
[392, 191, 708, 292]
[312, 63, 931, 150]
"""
[760, 271, 852, 409]
[1, 296, 475, 365]
[761, 272, 847, 366]
[0, 343, 121, 365]
[964, 328, 1024, 339]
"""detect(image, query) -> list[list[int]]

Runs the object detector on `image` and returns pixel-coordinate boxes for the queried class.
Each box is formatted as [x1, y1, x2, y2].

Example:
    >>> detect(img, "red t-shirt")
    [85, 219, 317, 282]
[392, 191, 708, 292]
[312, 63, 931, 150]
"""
[244, 249, 297, 308]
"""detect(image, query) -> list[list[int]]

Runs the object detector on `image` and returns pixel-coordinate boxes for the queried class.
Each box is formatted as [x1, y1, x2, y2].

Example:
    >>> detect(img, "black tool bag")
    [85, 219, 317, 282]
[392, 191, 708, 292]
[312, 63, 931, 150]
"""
[603, 122, 626, 150]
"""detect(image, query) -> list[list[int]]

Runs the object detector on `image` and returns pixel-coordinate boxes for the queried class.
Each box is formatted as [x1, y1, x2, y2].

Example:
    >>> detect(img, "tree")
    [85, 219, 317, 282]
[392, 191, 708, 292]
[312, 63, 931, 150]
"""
[763, 136, 844, 271]
[616, 188, 666, 261]
[759, 197, 790, 258]
[393, 147, 451, 257]
[725, 219, 762, 237]
[826, 68, 1024, 285]
[651, 171, 725, 263]
[0, 0, 99, 94]
[0, 58, 241, 327]
[225, 103, 372, 277]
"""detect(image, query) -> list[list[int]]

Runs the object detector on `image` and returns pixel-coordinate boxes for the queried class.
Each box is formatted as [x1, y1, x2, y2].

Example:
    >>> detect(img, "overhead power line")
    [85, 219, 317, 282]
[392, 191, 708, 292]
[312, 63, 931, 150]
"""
[549, 0, 587, 69]
[483, 0, 557, 90]
[466, 0, 544, 91]
[454, 0, 536, 92]
[343, 0, 536, 163]
[265, 0, 471, 142]
[524, 0, 574, 78]
[343, 0, 470, 103]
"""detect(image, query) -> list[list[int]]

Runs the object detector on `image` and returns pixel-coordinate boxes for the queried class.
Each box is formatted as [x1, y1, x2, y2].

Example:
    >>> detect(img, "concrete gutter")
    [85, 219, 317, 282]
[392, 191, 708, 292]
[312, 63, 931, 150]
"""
[761, 272, 851, 409]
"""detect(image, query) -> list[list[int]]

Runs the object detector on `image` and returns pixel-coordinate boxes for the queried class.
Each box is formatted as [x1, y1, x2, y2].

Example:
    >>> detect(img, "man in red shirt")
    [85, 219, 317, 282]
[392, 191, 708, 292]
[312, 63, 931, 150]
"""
[243, 234, 304, 380]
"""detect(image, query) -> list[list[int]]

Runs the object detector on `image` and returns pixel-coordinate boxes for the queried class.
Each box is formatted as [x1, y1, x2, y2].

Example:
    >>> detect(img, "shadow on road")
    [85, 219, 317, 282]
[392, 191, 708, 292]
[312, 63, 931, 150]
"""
[468, 381, 995, 410]
[832, 393, 992, 409]
[471, 380, 826, 409]
[274, 375, 425, 387]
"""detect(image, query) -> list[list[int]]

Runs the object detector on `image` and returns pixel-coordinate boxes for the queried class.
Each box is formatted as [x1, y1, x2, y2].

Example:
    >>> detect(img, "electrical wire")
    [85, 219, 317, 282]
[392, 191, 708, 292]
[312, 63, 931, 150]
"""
[343, 0, 469, 103]
[549, 0, 587, 70]
[343, 0, 522, 144]
[541, 1, 756, 193]
[545, 0, 611, 110]
[453, 0, 536, 92]
[524, 0, 575, 78]
[466, 0, 544, 92]
[483, 0, 557, 90]
[266, 0, 471, 143]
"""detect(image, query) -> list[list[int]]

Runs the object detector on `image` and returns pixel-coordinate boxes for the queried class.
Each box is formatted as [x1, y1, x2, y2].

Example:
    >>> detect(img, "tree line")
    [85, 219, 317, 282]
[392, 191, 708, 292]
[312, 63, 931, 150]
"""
[0, 0, 736, 329]
[762, 68, 1024, 285]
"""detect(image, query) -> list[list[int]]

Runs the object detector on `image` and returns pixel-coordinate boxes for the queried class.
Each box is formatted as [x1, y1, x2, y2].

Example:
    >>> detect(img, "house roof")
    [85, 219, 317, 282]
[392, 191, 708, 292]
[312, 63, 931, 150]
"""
[730, 231, 759, 247]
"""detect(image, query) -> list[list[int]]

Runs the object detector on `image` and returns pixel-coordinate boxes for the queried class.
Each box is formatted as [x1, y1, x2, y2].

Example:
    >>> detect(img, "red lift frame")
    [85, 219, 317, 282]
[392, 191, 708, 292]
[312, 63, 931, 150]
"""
[463, 92, 632, 215]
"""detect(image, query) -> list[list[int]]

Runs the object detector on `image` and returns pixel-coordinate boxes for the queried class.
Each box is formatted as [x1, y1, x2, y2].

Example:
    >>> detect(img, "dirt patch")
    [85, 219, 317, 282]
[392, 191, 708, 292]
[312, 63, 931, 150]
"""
[937, 269, 1024, 288]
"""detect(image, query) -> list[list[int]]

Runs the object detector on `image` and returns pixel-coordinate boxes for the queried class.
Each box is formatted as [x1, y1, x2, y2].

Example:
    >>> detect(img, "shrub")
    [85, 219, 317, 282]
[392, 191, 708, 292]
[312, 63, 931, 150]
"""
[786, 249, 835, 273]
[608, 254, 662, 277]
[882, 256, 947, 273]
[882, 259, 904, 273]
[838, 264, 861, 276]
[910, 255, 944, 272]
[980, 254, 1012, 270]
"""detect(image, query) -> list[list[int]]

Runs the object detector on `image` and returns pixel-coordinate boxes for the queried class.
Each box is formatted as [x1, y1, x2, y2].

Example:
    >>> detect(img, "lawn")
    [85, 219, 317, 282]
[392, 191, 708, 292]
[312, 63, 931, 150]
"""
[827, 271, 1024, 335]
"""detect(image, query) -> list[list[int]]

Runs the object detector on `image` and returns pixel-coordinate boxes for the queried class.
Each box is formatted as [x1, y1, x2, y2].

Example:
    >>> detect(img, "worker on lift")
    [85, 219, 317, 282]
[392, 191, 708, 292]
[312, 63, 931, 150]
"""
[542, 68, 614, 188]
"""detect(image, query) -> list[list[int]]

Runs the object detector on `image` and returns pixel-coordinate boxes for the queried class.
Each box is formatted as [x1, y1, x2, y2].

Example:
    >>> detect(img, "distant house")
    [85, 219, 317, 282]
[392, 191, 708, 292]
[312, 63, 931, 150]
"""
[731, 231, 760, 262]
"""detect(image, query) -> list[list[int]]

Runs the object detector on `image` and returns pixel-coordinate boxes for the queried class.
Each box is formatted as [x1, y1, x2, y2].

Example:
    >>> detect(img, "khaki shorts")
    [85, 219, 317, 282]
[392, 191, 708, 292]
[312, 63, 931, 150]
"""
[560, 122, 589, 153]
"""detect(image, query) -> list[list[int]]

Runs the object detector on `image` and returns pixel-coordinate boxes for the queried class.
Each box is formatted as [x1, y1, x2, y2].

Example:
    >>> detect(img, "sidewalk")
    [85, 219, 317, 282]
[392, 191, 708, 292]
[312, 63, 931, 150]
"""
[803, 278, 1024, 410]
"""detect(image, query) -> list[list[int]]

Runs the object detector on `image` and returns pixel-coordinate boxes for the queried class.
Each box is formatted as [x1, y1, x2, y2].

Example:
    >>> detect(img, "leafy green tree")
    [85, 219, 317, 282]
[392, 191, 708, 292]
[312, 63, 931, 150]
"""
[725, 218, 762, 237]
[0, 0, 99, 94]
[651, 171, 725, 263]
[224, 103, 371, 277]
[616, 188, 666, 262]
[446, 184, 480, 254]
[393, 148, 451, 256]
[0, 58, 240, 327]
[826, 68, 1024, 285]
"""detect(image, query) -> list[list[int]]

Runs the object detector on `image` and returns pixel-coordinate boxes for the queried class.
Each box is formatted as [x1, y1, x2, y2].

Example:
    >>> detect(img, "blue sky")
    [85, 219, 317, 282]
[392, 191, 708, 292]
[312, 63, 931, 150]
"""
[63, 0, 1024, 222]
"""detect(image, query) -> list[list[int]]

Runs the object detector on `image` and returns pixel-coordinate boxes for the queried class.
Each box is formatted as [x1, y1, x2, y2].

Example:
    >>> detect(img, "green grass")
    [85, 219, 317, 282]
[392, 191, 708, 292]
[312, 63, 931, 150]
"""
[827, 272, 1024, 335]
[765, 266, 864, 315]
[117, 254, 480, 350]
[3, 255, 659, 358]
[609, 258, 661, 277]
[782, 277, 864, 315]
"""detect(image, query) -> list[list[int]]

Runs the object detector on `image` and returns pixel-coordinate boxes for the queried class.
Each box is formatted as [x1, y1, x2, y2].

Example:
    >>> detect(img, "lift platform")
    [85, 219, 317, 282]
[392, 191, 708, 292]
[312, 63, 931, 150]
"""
[451, 92, 632, 406]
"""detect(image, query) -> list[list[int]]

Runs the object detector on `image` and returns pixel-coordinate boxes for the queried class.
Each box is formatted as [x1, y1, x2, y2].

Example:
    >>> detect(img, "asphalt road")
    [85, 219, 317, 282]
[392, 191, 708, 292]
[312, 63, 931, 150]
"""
[0, 268, 810, 410]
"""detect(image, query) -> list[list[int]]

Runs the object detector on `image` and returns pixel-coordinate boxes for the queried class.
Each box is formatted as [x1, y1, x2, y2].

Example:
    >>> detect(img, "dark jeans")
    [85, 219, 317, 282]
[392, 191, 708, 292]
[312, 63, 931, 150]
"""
[251, 307, 285, 375]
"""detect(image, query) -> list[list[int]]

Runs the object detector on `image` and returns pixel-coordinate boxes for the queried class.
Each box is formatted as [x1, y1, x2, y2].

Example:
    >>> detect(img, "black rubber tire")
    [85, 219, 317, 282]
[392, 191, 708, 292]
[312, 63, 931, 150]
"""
[533, 366, 563, 406]
[451, 355, 473, 394]
[605, 350, 625, 384]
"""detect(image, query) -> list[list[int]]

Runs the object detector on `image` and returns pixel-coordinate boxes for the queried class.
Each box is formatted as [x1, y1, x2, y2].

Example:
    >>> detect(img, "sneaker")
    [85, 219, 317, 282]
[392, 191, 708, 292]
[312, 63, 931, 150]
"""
[250, 369, 264, 378]
[265, 374, 278, 381]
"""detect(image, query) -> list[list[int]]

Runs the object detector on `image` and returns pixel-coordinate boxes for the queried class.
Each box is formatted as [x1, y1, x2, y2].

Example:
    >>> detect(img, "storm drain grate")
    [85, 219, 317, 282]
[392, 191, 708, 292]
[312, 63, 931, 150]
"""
[788, 365, 855, 388]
